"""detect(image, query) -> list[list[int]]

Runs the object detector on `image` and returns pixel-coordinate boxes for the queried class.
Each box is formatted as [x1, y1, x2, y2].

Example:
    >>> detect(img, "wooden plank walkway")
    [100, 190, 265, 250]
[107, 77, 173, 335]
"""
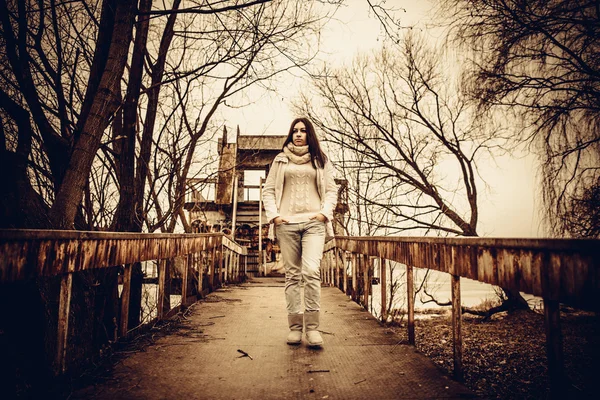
[73, 277, 476, 399]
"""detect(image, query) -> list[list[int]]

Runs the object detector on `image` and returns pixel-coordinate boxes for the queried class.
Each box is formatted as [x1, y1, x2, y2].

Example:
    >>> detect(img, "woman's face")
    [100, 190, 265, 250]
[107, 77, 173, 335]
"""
[292, 121, 307, 146]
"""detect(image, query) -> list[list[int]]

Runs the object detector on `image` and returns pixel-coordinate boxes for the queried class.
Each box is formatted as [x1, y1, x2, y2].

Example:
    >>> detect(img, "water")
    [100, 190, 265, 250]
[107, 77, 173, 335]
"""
[359, 263, 543, 319]
[118, 259, 183, 325]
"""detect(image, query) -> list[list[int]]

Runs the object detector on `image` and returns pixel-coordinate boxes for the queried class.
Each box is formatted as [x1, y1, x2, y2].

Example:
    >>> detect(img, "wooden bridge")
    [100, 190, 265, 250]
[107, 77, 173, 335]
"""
[1, 229, 599, 398]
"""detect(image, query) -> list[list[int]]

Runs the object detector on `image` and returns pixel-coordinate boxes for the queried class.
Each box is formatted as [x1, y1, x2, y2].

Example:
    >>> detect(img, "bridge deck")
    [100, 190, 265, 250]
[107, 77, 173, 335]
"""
[74, 277, 475, 399]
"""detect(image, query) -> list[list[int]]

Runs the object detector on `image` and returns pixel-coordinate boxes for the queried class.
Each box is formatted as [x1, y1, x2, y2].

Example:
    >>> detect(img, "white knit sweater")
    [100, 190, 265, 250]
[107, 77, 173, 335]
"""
[279, 162, 321, 223]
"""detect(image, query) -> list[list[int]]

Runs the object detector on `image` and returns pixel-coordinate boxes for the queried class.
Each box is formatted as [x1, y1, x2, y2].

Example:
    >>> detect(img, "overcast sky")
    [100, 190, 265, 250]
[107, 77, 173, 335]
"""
[220, 0, 542, 238]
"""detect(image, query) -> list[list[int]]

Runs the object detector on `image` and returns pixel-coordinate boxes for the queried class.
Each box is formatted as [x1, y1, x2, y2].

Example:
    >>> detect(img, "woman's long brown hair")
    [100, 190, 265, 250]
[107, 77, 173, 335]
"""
[282, 117, 328, 169]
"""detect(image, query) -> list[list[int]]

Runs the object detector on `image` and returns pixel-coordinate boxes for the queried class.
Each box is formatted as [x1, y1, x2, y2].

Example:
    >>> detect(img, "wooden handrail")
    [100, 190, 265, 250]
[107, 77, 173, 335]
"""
[326, 236, 600, 310]
[0, 230, 246, 282]
[0, 229, 248, 375]
[323, 235, 600, 399]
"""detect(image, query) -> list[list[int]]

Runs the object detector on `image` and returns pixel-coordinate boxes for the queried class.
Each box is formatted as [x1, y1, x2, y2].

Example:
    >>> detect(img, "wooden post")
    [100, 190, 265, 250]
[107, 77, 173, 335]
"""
[331, 251, 335, 287]
[343, 251, 348, 295]
[198, 250, 204, 296]
[369, 256, 374, 314]
[223, 248, 227, 284]
[258, 177, 264, 276]
[380, 258, 387, 323]
[219, 244, 225, 286]
[55, 273, 73, 375]
[351, 253, 358, 301]
[322, 252, 328, 286]
[231, 175, 239, 241]
[406, 265, 415, 345]
[157, 259, 166, 320]
[326, 252, 331, 286]
[544, 298, 566, 399]
[451, 274, 463, 381]
[181, 254, 190, 309]
[363, 255, 369, 310]
[120, 264, 133, 337]
[199, 238, 207, 295]
[210, 240, 216, 290]
[334, 248, 340, 289]
[232, 251, 237, 282]
[223, 248, 229, 284]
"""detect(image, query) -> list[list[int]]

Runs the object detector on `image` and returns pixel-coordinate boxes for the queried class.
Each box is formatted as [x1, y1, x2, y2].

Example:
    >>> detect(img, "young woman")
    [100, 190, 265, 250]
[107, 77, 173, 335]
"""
[262, 117, 337, 347]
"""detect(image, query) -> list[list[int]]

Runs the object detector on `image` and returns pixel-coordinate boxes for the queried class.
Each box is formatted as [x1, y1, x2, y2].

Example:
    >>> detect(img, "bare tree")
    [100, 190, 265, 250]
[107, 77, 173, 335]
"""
[137, 0, 331, 235]
[438, 0, 600, 238]
[301, 33, 496, 236]
[299, 32, 529, 313]
[0, 0, 120, 229]
[0, 0, 334, 390]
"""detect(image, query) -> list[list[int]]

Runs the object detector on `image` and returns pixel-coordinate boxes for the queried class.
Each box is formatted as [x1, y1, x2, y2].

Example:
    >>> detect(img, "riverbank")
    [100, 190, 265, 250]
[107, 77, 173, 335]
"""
[389, 308, 599, 399]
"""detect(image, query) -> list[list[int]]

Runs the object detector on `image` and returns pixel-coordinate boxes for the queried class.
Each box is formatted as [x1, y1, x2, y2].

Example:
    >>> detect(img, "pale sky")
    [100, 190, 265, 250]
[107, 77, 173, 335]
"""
[219, 0, 542, 238]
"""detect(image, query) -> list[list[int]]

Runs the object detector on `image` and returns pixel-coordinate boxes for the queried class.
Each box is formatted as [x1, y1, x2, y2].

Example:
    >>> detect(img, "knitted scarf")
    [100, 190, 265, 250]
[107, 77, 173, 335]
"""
[284, 143, 311, 164]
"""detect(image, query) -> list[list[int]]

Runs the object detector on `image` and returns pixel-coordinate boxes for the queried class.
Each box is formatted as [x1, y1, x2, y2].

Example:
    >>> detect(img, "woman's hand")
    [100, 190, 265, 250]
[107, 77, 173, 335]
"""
[310, 213, 327, 222]
[273, 216, 289, 225]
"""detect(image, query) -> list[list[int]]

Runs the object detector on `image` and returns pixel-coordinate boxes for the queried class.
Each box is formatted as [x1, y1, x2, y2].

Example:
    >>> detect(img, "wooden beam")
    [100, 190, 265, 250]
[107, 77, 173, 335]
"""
[407, 265, 415, 345]
[258, 177, 264, 276]
[544, 298, 566, 399]
[343, 251, 348, 295]
[351, 253, 357, 301]
[362, 255, 369, 310]
[380, 258, 387, 323]
[333, 236, 600, 312]
[157, 259, 166, 320]
[119, 264, 133, 337]
[181, 254, 191, 309]
[451, 274, 463, 382]
[334, 249, 340, 289]
[55, 273, 73, 375]
[198, 240, 205, 295]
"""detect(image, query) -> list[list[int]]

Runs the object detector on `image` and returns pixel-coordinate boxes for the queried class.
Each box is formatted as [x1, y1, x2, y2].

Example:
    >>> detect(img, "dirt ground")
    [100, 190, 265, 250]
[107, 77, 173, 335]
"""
[390, 308, 600, 400]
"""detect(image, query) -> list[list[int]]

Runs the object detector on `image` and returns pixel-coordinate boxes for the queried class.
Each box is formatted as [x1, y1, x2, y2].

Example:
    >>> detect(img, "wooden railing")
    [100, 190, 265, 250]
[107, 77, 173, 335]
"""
[0, 229, 247, 375]
[322, 236, 600, 398]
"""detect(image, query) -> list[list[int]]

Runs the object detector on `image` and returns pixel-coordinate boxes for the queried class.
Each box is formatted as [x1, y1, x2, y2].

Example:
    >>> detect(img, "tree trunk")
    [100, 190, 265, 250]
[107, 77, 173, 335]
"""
[50, 0, 136, 229]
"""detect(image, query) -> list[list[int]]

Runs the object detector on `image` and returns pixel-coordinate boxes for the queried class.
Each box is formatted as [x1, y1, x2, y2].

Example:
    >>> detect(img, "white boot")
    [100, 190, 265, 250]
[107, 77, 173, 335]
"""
[287, 313, 303, 345]
[304, 311, 323, 347]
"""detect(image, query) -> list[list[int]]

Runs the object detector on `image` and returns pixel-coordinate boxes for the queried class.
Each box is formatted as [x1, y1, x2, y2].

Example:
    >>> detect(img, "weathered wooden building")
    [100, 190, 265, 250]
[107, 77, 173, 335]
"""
[184, 126, 348, 275]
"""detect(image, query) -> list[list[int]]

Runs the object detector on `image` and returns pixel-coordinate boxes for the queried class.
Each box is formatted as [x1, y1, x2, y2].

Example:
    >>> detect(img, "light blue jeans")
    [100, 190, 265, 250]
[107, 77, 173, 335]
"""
[276, 220, 325, 314]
